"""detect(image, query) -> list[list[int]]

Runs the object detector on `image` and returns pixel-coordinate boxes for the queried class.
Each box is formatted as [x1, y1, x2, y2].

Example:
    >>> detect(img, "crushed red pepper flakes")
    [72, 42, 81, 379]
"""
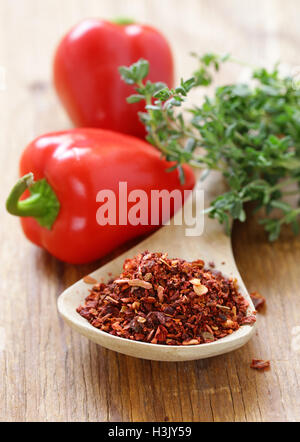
[250, 291, 266, 311]
[250, 359, 270, 370]
[77, 251, 256, 346]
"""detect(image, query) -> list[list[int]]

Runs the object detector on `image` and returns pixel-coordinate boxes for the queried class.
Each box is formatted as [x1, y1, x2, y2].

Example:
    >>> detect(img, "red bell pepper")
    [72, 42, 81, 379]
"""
[53, 18, 174, 138]
[6, 129, 195, 264]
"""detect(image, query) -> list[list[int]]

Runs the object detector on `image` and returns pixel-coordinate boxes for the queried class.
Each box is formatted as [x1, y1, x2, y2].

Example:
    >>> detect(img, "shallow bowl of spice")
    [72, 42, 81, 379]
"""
[57, 251, 256, 361]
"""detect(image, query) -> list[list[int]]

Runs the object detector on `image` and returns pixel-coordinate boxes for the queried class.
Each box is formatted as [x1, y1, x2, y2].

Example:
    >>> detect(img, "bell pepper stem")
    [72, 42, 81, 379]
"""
[6, 173, 60, 229]
[111, 17, 136, 25]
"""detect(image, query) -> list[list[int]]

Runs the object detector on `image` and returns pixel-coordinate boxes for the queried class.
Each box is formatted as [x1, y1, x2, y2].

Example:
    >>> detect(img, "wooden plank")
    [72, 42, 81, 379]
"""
[0, 0, 300, 422]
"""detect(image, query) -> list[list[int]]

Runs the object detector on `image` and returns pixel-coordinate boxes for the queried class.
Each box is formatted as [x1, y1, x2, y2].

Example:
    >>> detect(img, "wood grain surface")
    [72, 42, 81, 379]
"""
[1, 0, 300, 422]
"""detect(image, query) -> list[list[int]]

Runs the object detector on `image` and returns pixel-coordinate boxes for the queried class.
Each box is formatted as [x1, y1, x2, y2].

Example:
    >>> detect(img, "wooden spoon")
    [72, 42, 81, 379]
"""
[57, 171, 256, 361]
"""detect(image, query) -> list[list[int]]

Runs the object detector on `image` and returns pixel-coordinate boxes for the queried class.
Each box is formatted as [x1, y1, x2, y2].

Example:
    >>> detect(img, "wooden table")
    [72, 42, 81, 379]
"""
[1, 0, 300, 422]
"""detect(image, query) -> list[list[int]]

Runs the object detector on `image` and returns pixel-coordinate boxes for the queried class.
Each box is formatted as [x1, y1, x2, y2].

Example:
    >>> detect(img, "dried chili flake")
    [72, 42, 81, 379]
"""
[157, 285, 164, 302]
[240, 314, 257, 325]
[192, 283, 208, 296]
[182, 339, 200, 345]
[250, 359, 270, 370]
[83, 275, 98, 285]
[250, 291, 266, 311]
[77, 251, 256, 346]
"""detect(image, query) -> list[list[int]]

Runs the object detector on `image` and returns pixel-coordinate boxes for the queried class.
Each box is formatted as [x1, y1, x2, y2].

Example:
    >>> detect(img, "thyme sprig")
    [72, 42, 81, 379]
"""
[119, 54, 300, 240]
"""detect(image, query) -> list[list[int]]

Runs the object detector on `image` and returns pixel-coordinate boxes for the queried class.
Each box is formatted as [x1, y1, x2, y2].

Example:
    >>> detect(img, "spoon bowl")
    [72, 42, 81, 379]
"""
[57, 171, 256, 361]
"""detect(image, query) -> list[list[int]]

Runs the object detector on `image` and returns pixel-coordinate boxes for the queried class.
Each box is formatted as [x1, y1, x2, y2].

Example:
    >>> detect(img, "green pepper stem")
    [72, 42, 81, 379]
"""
[111, 17, 136, 25]
[7, 173, 44, 217]
[6, 173, 60, 230]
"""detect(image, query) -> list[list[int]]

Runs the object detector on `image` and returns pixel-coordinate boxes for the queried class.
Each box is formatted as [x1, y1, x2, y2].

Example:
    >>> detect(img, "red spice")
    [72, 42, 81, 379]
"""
[83, 275, 98, 285]
[250, 291, 266, 311]
[77, 251, 256, 345]
[250, 359, 270, 370]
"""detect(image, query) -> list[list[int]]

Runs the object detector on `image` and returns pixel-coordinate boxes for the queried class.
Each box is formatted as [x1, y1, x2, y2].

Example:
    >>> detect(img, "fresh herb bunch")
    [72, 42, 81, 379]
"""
[119, 54, 300, 240]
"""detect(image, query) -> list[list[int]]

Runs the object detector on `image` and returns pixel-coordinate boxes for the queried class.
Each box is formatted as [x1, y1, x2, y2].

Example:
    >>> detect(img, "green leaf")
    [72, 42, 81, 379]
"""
[119, 59, 149, 84]
[126, 94, 145, 103]
[120, 52, 300, 242]
[271, 200, 292, 213]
